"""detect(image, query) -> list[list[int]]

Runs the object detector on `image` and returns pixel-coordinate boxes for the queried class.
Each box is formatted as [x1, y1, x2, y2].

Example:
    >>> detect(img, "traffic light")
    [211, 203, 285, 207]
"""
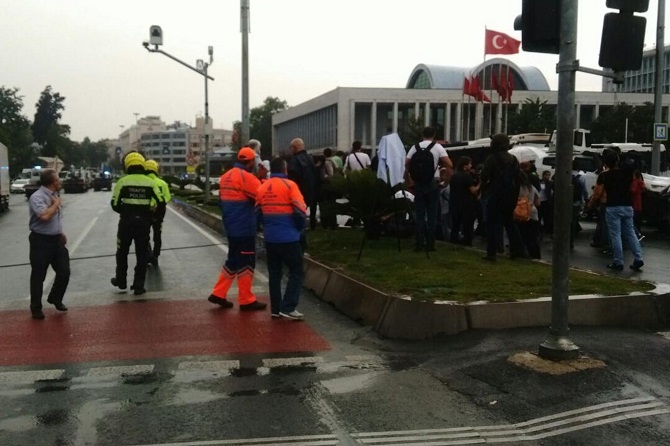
[513, 0, 561, 54]
[599, 1, 648, 71]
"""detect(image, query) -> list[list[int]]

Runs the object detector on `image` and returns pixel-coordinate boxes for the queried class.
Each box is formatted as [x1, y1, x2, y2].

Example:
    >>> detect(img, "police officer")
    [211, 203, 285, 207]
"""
[111, 152, 164, 295]
[144, 159, 171, 266]
[207, 147, 267, 311]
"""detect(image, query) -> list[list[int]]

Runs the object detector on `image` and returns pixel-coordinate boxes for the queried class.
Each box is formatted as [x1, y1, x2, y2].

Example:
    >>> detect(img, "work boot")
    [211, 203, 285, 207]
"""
[208, 294, 233, 308]
[47, 298, 68, 311]
[239, 301, 267, 311]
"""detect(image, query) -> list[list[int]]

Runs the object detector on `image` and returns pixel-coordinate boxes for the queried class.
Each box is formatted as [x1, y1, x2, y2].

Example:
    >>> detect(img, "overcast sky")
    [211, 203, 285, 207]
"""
[1, 0, 667, 141]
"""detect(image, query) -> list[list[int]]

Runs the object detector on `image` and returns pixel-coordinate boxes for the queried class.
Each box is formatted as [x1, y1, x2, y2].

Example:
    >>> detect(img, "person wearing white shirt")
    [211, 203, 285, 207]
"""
[344, 141, 371, 172]
[405, 126, 453, 252]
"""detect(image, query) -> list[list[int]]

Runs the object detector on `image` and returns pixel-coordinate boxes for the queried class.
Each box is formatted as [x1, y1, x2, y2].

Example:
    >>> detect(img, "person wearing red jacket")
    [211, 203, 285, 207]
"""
[207, 147, 267, 311]
[256, 157, 308, 320]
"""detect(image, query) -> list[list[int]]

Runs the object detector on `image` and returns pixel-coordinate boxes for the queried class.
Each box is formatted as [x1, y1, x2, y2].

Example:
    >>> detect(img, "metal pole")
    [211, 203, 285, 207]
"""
[652, 0, 665, 176]
[204, 67, 211, 200]
[241, 0, 250, 145]
[539, 0, 580, 360]
[625, 118, 629, 143]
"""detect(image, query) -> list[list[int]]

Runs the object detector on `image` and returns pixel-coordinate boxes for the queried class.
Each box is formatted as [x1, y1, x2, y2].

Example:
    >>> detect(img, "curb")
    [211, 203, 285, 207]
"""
[171, 199, 670, 340]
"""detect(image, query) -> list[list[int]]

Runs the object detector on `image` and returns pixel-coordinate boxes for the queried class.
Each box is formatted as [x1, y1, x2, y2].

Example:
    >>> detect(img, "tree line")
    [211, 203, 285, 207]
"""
[0, 85, 110, 178]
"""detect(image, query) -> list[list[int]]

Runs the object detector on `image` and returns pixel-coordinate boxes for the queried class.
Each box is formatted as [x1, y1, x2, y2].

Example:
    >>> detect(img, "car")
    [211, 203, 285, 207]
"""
[10, 178, 30, 194]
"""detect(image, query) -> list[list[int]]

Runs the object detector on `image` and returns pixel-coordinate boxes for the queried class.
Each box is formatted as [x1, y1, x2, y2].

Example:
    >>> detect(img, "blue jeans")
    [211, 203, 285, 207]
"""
[265, 241, 304, 314]
[414, 186, 440, 248]
[605, 206, 643, 266]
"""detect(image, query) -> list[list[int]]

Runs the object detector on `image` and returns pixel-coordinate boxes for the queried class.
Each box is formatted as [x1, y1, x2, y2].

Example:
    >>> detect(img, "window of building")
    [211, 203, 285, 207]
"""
[409, 70, 431, 89]
[173, 158, 186, 163]
[173, 150, 186, 155]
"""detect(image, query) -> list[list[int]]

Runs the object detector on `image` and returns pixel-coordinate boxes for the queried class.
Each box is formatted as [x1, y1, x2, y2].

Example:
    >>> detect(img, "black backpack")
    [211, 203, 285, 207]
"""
[409, 141, 437, 184]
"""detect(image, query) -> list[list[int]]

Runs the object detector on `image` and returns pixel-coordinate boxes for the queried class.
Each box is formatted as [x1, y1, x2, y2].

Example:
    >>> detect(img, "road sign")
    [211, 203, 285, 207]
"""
[654, 123, 668, 141]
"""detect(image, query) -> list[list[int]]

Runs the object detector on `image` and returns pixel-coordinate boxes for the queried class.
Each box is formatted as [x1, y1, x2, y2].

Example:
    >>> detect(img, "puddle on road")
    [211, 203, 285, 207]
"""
[168, 388, 223, 405]
[36, 408, 71, 426]
[320, 372, 380, 394]
[0, 415, 35, 432]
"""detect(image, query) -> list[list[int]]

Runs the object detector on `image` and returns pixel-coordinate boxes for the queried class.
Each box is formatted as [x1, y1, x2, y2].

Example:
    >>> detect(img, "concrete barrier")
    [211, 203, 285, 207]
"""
[174, 200, 670, 340]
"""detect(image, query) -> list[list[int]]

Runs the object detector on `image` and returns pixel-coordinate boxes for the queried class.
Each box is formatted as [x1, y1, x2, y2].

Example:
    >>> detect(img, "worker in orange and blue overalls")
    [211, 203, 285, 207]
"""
[207, 147, 267, 311]
[256, 157, 308, 320]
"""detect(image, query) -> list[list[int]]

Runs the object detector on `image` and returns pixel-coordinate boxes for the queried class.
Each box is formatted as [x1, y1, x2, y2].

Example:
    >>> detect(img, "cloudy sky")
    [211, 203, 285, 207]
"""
[1, 0, 666, 141]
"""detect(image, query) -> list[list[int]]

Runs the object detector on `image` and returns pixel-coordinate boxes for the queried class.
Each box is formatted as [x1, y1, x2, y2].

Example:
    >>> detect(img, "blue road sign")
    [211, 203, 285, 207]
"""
[654, 123, 668, 141]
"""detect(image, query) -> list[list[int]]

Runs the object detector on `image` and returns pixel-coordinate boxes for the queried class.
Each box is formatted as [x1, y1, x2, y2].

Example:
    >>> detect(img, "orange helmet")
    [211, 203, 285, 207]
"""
[237, 147, 256, 161]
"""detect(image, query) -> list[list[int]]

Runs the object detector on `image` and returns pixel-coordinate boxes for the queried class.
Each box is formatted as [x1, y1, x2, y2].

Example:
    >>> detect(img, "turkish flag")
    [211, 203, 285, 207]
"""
[463, 76, 472, 96]
[506, 71, 515, 102]
[485, 29, 521, 55]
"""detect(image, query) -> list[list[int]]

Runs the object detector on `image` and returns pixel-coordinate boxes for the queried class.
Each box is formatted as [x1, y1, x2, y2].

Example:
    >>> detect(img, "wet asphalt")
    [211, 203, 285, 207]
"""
[0, 191, 669, 446]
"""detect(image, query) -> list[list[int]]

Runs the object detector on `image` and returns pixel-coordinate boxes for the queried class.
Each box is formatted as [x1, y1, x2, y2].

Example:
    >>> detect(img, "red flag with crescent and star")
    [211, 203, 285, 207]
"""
[484, 29, 521, 55]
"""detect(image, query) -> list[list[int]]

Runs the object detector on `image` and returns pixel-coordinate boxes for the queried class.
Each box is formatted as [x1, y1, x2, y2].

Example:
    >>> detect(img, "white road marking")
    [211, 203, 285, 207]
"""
[86, 364, 154, 377]
[167, 206, 268, 282]
[26, 213, 101, 301]
[262, 357, 324, 368]
[132, 434, 339, 446]
[177, 360, 240, 373]
[0, 369, 64, 383]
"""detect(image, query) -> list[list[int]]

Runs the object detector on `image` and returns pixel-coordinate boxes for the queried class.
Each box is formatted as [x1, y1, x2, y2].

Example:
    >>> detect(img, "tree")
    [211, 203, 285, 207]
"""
[31, 85, 70, 157]
[589, 102, 654, 143]
[506, 98, 556, 135]
[231, 121, 242, 151]
[0, 87, 34, 177]
[248, 97, 288, 157]
[398, 117, 424, 150]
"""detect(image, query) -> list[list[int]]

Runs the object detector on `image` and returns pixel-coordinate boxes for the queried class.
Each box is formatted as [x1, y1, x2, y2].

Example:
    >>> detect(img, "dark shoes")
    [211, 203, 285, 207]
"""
[630, 260, 644, 271]
[239, 301, 267, 311]
[606, 263, 624, 271]
[130, 285, 146, 296]
[208, 295, 233, 308]
[111, 278, 127, 290]
[47, 298, 68, 311]
[31, 310, 45, 320]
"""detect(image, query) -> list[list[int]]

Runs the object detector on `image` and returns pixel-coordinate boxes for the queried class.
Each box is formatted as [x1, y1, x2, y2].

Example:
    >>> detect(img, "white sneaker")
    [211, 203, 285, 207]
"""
[279, 310, 304, 320]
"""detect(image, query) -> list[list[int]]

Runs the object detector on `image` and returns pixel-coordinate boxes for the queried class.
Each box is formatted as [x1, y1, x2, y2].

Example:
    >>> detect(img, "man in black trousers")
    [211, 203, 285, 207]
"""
[28, 169, 70, 319]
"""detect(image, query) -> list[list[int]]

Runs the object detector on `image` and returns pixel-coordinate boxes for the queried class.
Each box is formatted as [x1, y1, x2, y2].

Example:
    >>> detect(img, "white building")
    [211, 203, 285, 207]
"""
[272, 58, 670, 156]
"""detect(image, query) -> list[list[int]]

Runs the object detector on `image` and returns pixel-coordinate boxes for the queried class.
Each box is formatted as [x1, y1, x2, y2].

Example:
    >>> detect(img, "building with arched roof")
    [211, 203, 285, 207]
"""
[271, 59, 670, 156]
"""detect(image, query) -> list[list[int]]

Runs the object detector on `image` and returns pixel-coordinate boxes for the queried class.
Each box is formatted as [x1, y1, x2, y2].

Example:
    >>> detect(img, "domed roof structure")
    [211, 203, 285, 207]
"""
[406, 58, 550, 91]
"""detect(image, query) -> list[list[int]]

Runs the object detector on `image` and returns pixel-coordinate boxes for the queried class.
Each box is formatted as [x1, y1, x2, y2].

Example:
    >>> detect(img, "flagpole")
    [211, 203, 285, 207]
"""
[505, 63, 510, 134]
[489, 63, 494, 136]
[467, 95, 471, 141]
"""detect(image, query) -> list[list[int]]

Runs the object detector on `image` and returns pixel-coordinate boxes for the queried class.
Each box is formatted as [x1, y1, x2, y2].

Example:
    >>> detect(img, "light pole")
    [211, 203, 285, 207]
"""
[241, 0, 250, 144]
[143, 26, 215, 199]
[197, 46, 214, 201]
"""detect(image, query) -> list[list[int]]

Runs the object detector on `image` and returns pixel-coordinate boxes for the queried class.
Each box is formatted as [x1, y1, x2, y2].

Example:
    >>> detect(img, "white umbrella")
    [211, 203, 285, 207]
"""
[508, 146, 546, 164]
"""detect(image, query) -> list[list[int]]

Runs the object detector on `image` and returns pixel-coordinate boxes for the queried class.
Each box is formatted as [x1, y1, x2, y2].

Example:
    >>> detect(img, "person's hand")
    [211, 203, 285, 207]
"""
[52, 196, 62, 208]
[60, 233, 67, 245]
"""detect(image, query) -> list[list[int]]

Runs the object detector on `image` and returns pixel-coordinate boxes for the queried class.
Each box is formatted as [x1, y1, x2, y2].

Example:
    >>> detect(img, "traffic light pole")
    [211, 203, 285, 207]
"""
[652, 0, 666, 176]
[538, 0, 580, 360]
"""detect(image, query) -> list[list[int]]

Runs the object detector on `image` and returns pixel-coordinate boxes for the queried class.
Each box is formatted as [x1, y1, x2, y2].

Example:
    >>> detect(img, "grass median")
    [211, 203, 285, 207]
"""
[305, 228, 655, 303]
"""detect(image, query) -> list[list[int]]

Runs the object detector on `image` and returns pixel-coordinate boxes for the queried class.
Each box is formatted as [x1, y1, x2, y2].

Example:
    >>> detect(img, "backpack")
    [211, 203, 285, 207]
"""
[572, 173, 584, 202]
[513, 197, 531, 222]
[408, 141, 437, 184]
[493, 153, 521, 213]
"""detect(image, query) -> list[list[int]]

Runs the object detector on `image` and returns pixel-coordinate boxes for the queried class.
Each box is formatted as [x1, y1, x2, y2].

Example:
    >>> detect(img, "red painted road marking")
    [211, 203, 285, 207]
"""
[0, 299, 330, 366]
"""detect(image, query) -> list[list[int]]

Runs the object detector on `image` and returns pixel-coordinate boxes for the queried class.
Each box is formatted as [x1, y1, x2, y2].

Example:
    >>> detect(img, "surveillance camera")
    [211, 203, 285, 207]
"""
[208, 46, 213, 56]
[142, 41, 149, 47]
[149, 25, 163, 46]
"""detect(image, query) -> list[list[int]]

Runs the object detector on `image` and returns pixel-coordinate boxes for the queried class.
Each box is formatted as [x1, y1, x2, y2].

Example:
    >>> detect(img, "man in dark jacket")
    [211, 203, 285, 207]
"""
[288, 138, 318, 230]
[480, 133, 524, 261]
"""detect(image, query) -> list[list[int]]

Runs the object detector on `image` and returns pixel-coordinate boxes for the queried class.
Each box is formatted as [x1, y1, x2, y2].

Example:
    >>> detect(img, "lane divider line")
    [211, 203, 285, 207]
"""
[167, 206, 268, 283]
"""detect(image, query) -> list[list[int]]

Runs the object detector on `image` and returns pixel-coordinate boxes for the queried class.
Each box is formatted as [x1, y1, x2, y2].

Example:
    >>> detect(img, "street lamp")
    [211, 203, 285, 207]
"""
[143, 26, 215, 199]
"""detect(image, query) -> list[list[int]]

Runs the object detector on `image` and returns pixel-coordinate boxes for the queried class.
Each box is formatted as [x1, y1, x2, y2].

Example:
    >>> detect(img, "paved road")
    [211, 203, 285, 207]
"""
[0, 191, 669, 445]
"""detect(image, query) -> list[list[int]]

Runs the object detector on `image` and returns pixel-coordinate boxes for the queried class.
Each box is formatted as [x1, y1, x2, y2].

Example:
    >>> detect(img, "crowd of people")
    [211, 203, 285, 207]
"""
[27, 130, 646, 319]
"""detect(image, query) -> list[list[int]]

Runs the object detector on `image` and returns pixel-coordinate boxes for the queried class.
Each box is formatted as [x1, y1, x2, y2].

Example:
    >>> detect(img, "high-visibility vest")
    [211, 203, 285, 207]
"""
[256, 175, 307, 243]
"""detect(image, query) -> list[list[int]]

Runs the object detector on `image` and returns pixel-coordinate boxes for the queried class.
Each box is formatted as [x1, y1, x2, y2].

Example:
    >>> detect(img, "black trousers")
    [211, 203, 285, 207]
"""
[450, 205, 475, 246]
[29, 232, 70, 311]
[115, 217, 151, 289]
[149, 219, 164, 258]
